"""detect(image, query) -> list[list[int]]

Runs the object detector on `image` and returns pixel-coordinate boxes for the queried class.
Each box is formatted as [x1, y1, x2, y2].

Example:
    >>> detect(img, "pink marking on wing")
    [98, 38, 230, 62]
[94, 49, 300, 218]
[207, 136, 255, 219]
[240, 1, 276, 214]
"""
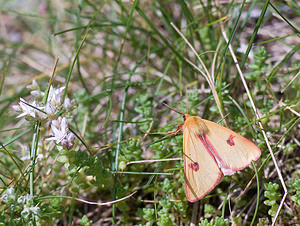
[226, 134, 235, 146]
[202, 134, 261, 171]
[198, 135, 219, 163]
[183, 135, 223, 202]
[188, 162, 199, 172]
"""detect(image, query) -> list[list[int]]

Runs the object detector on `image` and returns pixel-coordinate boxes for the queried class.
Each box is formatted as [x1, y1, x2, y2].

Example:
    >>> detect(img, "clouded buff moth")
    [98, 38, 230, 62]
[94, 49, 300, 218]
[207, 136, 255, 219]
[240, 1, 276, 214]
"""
[164, 103, 261, 202]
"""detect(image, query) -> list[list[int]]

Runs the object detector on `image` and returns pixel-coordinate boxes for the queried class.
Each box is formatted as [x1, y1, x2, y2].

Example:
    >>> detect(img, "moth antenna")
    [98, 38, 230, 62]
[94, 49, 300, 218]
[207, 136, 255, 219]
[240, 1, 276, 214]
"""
[162, 102, 185, 118]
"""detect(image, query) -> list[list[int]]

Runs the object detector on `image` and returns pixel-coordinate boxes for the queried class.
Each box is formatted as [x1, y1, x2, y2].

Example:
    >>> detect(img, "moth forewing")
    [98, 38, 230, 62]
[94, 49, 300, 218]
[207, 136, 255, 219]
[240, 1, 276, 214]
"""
[183, 115, 223, 202]
[202, 119, 261, 171]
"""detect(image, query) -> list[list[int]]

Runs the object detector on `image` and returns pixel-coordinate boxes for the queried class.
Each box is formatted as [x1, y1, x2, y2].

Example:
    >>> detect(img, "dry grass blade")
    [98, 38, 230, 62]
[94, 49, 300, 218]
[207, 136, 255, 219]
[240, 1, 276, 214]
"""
[220, 23, 288, 226]
[170, 22, 228, 127]
[280, 69, 300, 93]
[279, 101, 300, 117]
[74, 191, 137, 206]
[126, 158, 182, 165]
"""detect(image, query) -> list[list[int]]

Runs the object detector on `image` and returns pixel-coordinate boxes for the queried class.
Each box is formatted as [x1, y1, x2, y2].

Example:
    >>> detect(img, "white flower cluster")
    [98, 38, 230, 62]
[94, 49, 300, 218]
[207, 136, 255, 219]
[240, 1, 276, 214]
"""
[1, 188, 40, 221]
[18, 194, 40, 221]
[13, 80, 75, 148]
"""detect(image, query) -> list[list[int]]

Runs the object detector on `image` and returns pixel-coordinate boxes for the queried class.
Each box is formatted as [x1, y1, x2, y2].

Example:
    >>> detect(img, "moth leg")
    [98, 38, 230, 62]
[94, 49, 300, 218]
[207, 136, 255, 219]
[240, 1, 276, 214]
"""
[167, 123, 183, 135]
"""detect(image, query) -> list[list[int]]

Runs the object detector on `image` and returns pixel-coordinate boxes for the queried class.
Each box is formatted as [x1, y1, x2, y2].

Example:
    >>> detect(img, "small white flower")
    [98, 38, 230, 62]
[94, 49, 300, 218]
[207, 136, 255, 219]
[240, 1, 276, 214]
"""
[44, 102, 55, 115]
[47, 117, 74, 147]
[61, 132, 75, 148]
[25, 194, 33, 203]
[16, 98, 38, 118]
[17, 195, 26, 204]
[30, 205, 40, 214]
[26, 80, 39, 90]
[30, 90, 44, 98]
[51, 117, 61, 128]
[13, 98, 46, 119]
[48, 86, 65, 107]
[1, 188, 15, 202]
[64, 97, 72, 109]
[21, 206, 30, 218]
[48, 123, 67, 142]
[27, 80, 44, 98]
[12, 104, 21, 112]
[18, 194, 33, 204]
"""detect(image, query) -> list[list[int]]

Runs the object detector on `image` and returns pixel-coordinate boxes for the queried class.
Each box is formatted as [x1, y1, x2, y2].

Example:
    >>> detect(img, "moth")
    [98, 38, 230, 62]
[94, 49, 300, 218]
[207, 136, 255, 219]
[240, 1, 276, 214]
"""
[164, 103, 261, 202]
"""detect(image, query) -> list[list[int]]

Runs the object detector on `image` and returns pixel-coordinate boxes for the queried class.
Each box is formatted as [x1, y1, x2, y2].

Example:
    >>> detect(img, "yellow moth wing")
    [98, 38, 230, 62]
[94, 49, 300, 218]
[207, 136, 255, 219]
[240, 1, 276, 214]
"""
[202, 119, 261, 171]
[183, 116, 223, 202]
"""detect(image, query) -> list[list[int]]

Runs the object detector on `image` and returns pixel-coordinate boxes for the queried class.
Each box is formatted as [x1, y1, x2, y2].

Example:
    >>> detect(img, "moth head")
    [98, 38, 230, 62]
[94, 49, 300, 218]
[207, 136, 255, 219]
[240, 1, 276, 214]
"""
[184, 115, 209, 135]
